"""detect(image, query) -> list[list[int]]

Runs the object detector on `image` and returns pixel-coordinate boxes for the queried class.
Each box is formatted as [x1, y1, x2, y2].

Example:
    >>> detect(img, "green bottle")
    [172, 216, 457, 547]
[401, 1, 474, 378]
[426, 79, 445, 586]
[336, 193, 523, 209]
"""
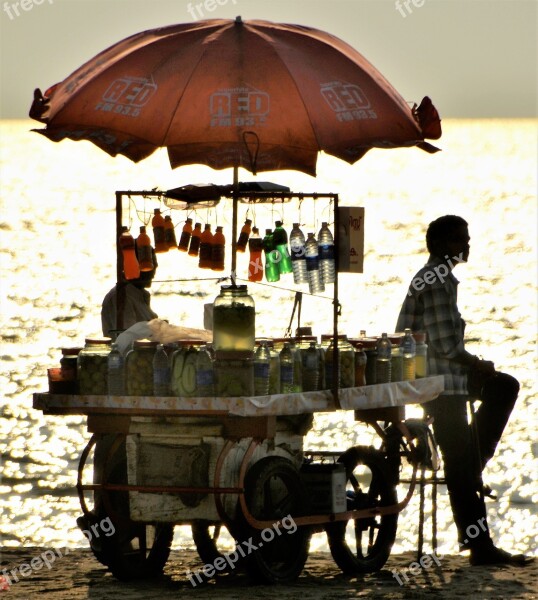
[262, 229, 280, 282]
[273, 221, 293, 274]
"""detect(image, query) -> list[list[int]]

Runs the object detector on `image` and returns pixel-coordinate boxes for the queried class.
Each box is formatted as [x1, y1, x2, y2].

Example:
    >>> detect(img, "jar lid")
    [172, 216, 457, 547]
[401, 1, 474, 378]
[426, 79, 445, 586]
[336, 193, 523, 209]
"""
[133, 339, 158, 348]
[348, 339, 364, 349]
[214, 350, 254, 360]
[359, 338, 378, 349]
[84, 337, 111, 345]
[220, 284, 248, 292]
[413, 332, 427, 343]
[61, 347, 83, 355]
[388, 334, 403, 345]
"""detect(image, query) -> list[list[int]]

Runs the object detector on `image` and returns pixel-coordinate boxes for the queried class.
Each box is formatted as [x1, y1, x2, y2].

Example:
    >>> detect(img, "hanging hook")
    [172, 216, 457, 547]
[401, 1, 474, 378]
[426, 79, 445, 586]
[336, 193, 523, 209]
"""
[242, 131, 260, 175]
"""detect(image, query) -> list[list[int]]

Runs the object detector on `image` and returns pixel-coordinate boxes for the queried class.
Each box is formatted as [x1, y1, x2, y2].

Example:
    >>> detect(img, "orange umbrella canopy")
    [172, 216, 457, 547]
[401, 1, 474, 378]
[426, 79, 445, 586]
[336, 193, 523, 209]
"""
[30, 17, 441, 176]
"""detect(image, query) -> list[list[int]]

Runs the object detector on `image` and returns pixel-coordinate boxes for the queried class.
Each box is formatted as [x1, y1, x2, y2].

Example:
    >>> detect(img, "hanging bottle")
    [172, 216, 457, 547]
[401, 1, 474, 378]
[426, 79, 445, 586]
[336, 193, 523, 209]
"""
[401, 328, 416, 381]
[152, 208, 168, 253]
[248, 226, 263, 282]
[289, 223, 308, 284]
[107, 342, 125, 395]
[177, 217, 193, 251]
[305, 232, 325, 294]
[272, 221, 293, 274]
[119, 226, 140, 280]
[188, 222, 202, 257]
[262, 228, 280, 282]
[236, 218, 252, 253]
[153, 343, 171, 396]
[318, 222, 336, 284]
[254, 341, 271, 396]
[198, 224, 213, 269]
[211, 226, 225, 271]
[279, 341, 294, 393]
[376, 333, 392, 384]
[136, 226, 154, 272]
[164, 215, 177, 250]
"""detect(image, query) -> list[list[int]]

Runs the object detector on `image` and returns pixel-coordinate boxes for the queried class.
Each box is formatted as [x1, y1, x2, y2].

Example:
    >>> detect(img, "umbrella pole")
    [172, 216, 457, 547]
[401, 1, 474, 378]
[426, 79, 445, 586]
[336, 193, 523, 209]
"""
[115, 191, 124, 332]
[231, 165, 239, 284]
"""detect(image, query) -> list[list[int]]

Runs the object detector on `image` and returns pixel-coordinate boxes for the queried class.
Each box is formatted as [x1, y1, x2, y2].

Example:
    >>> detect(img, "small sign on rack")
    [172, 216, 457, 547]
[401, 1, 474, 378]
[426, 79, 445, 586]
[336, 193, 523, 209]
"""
[337, 206, 365, 273]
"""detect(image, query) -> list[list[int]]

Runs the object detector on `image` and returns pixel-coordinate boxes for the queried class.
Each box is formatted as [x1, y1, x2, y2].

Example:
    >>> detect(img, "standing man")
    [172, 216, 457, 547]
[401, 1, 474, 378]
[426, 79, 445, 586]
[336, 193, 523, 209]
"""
[396, 215, 531, 566]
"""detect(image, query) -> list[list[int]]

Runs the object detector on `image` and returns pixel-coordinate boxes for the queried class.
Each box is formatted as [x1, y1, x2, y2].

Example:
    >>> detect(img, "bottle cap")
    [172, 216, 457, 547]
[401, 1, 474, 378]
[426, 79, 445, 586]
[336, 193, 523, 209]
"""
[84, 337, 112, 346]
[133, 339, 158, 348]
[413, 332, 427, 343]
[275, 220, 282, 227]
[245, 219, 252, 225]
[61, 347, 83, 356]
[154, 208, 160, 214]
[293, 222, 300, 227]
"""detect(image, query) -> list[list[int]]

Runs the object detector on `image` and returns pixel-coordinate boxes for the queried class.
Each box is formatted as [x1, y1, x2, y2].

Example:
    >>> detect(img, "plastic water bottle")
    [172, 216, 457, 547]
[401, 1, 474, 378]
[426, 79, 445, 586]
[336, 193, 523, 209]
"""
[279, 342, 294, 393]
[153, 344, 171, 396]
[119, 226, 140, 280]
[289, 223, 308, 284]
[177, 218, 192, 251]
[254, 341, 271, 395]
[376, 333, 392, 384]
[305, 233, 325, 294]
[236, 219, 252, 253]
[302, 341, 320, 391]
[273, 221, 293, 275]
[188, 222, 202, 257]
[262, 229, 280, 282]
[107, 342, 125, 395]
[211, 225, 225, 271]
[164, 215, 178, 250]
[136, 226, 154, 272]
[401, 328, 416, 381]
[152, 208, 168, 253]
[195, 344, 214, 396]
[318, 222, 335, 284]
[248, 227, 263, 282]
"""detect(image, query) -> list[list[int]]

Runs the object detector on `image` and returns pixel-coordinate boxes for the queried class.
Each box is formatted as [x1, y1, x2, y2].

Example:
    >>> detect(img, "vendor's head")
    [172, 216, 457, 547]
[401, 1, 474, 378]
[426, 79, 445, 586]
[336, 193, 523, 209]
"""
[426, 215, 470, 264]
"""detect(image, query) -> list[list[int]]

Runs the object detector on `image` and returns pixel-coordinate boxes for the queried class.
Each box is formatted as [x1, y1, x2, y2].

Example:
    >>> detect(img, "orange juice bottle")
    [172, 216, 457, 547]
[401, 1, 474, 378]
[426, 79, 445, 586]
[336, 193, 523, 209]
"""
[236, 218, 252, 253]
[188, 222, 202, 257]
[164, 215, 177, 250]
[178, 218, 193, 252]
[119, 226, 140, 280]
[136, 226, 154, 271]
[152, 208, 168, 253]
[211, 226, 225, 271]
[248, 226, 263, 282]
[198, 224, 213, 269]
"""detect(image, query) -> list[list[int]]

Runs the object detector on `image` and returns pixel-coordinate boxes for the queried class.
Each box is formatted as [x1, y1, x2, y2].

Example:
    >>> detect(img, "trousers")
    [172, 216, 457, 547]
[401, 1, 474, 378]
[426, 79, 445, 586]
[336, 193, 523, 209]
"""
[423, 372, 519, 549]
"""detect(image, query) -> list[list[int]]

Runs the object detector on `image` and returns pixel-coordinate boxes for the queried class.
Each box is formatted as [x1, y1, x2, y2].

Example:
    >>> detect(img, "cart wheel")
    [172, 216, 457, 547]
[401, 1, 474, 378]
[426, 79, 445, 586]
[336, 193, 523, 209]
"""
[325, 446, 398, 574]
[85, 435, 174, 580]
[236, 456, 310, 584]
[191, 521, 237, 568]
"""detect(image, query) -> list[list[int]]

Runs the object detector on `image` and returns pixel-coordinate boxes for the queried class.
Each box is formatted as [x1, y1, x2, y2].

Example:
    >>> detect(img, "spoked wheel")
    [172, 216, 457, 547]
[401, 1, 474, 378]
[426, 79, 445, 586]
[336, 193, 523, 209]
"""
[325, 446, 398, 574]
[80, 434, 174, 580]
[191, 520, 238, 569]
[236, 456, 311, 584]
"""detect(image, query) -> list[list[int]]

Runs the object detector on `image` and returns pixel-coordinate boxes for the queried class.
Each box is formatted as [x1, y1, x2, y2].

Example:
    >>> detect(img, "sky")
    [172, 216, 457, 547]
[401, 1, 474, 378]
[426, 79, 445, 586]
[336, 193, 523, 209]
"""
[0, 0, 536, 119]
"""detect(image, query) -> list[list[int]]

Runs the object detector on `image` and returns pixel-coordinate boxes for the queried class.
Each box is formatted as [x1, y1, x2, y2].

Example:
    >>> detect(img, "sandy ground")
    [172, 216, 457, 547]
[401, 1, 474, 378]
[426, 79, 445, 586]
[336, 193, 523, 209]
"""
[0, 548, 536, 600]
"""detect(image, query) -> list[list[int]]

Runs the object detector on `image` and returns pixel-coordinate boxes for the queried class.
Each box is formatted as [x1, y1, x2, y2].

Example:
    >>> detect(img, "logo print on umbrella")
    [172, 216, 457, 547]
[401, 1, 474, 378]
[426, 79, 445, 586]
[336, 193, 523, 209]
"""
[321, 82, 377, 122]
[95, 75, 158, 118]
[210, 86, 269, 128]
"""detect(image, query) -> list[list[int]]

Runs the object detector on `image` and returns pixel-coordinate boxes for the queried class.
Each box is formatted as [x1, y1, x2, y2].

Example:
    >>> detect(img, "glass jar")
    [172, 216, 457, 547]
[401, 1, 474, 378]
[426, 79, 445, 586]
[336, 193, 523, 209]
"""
[360, 338, 378, 385]
[413, 332, 428, 378]
[389, 334, 403, 383]
[60, 347, 82, 384]
[267, 340, 281, 395]
[170, 341, 204, 397]
[214, 350, 254, 397]
[325, 335, 355, 389]
[125, 340, 158, 396]
[349, 340, 367, 387]
[77, 338, 111, 395]
[212, 285, 255, 351]
[296, 335, 318, 391]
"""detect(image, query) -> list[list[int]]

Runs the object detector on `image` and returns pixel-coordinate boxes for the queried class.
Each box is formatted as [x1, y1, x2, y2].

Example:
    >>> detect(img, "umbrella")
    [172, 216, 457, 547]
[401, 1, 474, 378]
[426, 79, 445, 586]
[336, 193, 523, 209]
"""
[30, 16, 441, 177]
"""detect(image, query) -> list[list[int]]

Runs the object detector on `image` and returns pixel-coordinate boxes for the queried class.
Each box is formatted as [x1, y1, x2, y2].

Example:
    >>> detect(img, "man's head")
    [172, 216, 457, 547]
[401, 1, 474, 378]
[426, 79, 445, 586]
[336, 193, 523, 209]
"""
[426, 215, 470, 263]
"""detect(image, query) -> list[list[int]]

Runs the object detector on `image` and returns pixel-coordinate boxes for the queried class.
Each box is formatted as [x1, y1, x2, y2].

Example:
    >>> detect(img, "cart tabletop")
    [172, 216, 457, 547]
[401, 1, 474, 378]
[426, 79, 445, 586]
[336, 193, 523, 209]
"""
[33, 376, 444, 417]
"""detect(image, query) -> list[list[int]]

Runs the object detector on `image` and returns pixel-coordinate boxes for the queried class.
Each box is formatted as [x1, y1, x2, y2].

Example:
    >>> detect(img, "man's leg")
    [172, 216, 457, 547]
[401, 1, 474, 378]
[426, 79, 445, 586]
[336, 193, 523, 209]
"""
[471, 372, 519, 469]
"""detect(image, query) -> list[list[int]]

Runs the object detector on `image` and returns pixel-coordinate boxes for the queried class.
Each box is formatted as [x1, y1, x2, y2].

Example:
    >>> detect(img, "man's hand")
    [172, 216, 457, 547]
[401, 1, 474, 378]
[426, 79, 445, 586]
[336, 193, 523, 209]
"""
[475, 359, 496, 377]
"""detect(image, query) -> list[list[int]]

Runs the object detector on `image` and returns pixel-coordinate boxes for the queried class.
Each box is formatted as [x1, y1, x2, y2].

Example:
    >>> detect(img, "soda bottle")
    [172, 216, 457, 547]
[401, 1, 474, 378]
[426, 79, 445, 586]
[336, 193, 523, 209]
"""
[262, 229, 280, 282]
[136, 226, 154, 272]
[254, 341, 271, 395]
[107, 342, 125, 395]
[153, 344, 171, 396]
[401, 328, 416, 381]
[248, 226, 263, 282]
[188, 222, 202, 257]
[273, 221, 293, 274]
[305, 232, 325, 294]
[289, 223, 308, 284]
[195, 344, 214, 396]
[198, 224, 213, 269]
[164, 215, 177, 250]
[279, 341, 294, 393]
[236, 218, 252, 253]
[152, 208, 168, 253]
[178, 218, 193, 252]
[376, 333, 392, 384]
[211, 226, 225, 271]
[318, 222, 336, 284]
[119, 226, 140, 280]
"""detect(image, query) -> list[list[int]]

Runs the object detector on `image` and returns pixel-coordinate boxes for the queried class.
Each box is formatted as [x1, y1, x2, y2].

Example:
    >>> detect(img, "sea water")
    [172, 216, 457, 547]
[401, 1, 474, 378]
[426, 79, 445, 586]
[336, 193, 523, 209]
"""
[0, 119, 536, 556]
